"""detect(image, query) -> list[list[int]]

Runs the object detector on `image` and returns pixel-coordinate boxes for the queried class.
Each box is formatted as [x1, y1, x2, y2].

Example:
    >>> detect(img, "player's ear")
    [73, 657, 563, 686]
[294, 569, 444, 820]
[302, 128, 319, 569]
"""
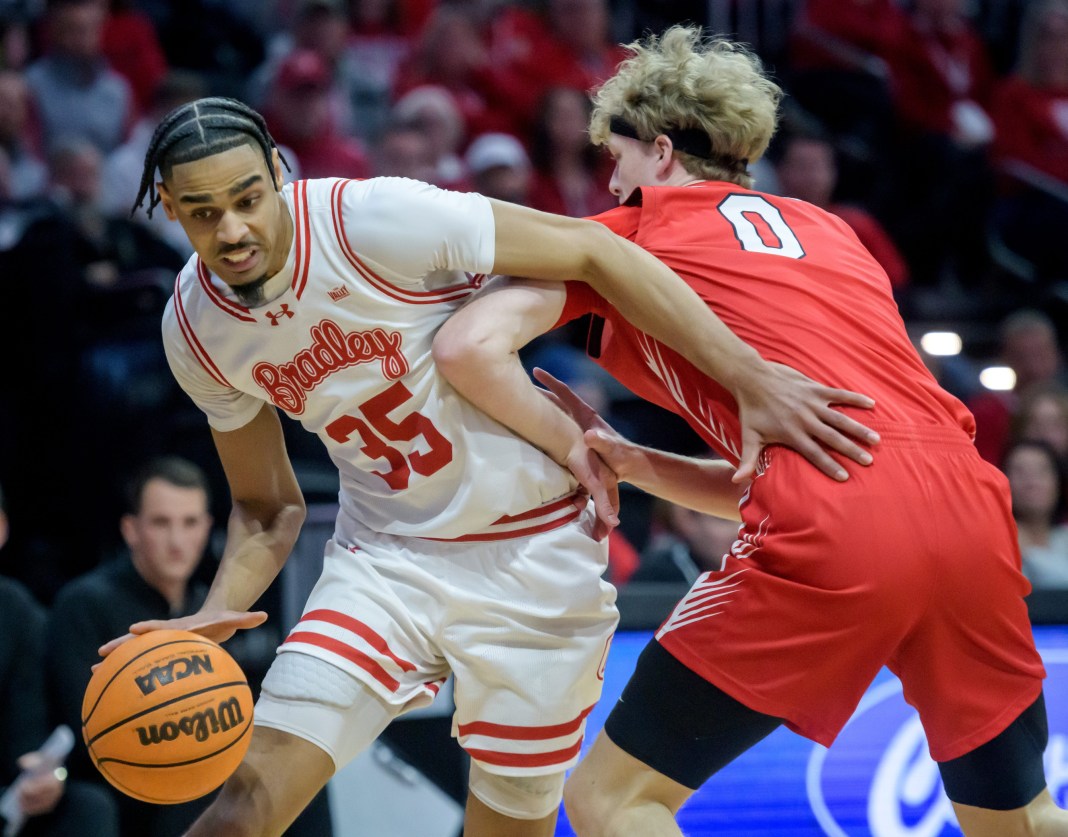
[653, 135, 675, 175]
[157, 182, 178, 221]
[271, 148, 285, 190]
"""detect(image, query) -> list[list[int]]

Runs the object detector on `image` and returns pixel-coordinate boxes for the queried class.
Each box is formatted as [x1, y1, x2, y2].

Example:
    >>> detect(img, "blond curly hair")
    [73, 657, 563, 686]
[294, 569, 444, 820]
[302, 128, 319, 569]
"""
[589, 25, 781, 187]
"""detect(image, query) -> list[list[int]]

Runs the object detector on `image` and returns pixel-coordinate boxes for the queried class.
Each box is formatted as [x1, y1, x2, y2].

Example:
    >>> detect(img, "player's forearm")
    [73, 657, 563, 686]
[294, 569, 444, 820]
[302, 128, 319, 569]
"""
[579, 227, 766, 395]
[435, 334, 580, 465]
[202, 503, 305, 613]
[614, 445, 744, 521]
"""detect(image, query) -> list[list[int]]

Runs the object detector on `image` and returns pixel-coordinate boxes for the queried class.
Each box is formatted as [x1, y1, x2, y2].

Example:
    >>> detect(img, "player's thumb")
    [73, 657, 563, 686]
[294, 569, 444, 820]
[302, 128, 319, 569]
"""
[734, 436, 760, 484]
[584, 430, 620, 466]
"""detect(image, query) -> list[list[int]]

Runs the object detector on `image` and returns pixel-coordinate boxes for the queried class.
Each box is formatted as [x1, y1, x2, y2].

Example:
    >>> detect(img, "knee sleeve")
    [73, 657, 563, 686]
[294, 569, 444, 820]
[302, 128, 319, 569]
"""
[256, 651, 398, 769]
[468, 762, 566, 821]
[938, 693, 1049, 811]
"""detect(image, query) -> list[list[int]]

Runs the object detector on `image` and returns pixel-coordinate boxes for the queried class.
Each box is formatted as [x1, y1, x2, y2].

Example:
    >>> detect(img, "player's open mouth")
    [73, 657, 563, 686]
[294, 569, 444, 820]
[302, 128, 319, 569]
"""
[221, 248, 259, 272]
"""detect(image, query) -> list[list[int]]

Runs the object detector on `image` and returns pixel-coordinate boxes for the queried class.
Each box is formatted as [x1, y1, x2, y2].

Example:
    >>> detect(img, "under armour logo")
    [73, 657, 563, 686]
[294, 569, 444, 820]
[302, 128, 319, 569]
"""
[266, 304, 294, 326]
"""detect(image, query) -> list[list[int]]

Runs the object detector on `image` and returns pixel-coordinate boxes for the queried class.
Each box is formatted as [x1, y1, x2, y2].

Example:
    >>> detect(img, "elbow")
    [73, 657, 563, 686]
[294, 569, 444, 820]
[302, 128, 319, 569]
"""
[432, 319, 492, 393]
[570, 220, 622, 288]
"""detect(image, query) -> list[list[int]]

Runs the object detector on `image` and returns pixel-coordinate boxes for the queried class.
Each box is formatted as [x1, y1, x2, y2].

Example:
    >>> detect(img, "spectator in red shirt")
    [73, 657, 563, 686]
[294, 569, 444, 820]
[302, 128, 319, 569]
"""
[988, 0, 1068, 283]
[785, 0, 907, 206]
[485, 0, 628, 138]
[884, 0, 998, 287]
[100, 0, 168, 114]
[263, 49, 371, 181]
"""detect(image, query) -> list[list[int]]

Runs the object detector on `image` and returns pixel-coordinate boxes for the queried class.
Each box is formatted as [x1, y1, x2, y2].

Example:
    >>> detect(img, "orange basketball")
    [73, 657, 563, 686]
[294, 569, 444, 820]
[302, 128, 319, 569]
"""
[81, 629, 254, 804]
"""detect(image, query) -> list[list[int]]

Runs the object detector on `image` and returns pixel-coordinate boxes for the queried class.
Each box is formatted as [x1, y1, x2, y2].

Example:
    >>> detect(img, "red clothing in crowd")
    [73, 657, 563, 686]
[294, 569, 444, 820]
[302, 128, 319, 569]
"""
[888, 16, 996, 138]
[990, 74, 1068, 184]
[790, 0, 908, 71]
[830, 203, 910, 290]
[486, 6, 628, 132]
[101, 8, 168, 113]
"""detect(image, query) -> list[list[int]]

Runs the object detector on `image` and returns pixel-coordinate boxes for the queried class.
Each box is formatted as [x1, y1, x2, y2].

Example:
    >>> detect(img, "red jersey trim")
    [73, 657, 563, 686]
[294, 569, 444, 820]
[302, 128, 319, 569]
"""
[196, 258, 256, 322]
[464, 739, 584, 768]
[292, 179, 311, 299]
[458, 704, 594, 741]
[299, 608, 416, 672]
[422, 495, 583, 543]
[329, 179, 482, 305]
[283, 631, 401, 693]
[191, 181, 312, 321]
[491, 494, 579, 525]
[173, 274, 232, 388]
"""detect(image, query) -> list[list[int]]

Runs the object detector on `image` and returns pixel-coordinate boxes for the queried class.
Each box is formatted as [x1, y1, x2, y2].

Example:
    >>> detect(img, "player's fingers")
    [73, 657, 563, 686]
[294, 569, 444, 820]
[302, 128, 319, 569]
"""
[533, 368, 594, 418]
[818, 408, 881, 447]
[128, 620, 170, 635]
[230, 610, 269, 629]
[818, 386, 876, 411]
[98, 632, 136, 657]
[791, 433, 849, 482]
[808, 416, 874, 466]
[734, 433, 761, 484]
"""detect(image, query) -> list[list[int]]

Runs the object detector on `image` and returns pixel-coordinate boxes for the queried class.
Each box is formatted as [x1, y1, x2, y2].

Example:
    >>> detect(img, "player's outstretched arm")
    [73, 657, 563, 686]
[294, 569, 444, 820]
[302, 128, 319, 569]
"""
[99, 404, 306, 657]
[534, 369, 745, 520]
[488, 200, 880, 481]
[433, 278, 620, 535]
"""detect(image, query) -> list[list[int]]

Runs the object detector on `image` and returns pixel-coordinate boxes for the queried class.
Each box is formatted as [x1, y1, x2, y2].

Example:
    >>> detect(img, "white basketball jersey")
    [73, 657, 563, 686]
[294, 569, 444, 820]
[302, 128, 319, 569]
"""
[163, 177, 576, 540]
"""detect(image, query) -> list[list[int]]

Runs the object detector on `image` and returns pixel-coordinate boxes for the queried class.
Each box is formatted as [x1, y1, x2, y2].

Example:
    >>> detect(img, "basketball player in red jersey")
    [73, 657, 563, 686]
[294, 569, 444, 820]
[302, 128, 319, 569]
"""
[433, 25, 1068, 836]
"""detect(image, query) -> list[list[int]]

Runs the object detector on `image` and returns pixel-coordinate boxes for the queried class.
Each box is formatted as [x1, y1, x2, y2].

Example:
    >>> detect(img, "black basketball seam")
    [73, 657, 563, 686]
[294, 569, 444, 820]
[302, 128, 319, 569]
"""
[82, 637, 223, 726]
[85, 681, 250, 747]
[96, 719, 253, 803]
[96, 717, 253, 770]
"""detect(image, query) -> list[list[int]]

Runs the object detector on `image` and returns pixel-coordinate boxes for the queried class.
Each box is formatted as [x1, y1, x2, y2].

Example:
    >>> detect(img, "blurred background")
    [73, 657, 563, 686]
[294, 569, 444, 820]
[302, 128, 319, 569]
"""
[0, 0, 1067, 835]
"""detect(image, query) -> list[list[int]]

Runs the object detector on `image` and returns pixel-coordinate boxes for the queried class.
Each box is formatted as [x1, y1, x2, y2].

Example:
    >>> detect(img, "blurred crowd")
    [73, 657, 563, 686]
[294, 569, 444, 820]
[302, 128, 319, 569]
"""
[0, 0, 1066, 652]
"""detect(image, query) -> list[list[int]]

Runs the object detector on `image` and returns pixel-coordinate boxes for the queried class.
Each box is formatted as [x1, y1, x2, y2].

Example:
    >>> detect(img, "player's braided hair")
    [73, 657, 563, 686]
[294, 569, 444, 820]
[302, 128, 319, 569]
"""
[132, 97, 290, 218]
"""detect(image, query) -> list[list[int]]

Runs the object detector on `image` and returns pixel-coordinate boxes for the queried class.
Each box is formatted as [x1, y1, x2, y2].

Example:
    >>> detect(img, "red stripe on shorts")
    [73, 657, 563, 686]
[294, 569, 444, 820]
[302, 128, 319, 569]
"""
[465, 739, 584, 769]
[299, 609, 417, 672]
[284, 631, 400, 692]
[458, 704, 595, 741]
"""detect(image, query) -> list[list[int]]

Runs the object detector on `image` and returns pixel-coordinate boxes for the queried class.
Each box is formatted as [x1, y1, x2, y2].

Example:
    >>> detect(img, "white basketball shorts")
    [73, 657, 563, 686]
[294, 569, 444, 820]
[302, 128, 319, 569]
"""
[261, 503, 618, 776]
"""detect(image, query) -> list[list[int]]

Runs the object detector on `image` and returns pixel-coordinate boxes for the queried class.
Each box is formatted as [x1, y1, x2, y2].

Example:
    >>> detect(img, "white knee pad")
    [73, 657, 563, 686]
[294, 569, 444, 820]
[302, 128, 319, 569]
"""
[256, 651, 398, 769]
[468, 762, 566, 821]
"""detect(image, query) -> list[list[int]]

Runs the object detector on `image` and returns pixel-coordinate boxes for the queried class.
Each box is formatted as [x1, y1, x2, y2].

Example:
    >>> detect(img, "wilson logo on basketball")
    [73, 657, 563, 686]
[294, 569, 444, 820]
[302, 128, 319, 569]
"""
[251, 319, 409, 415]
[135, 654, 215, 696]
[135, 696, 246, 746]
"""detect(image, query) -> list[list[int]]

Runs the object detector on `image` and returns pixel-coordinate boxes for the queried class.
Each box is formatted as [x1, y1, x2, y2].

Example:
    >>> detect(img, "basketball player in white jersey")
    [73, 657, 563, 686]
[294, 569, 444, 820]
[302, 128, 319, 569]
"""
[98, 98, 880, 837]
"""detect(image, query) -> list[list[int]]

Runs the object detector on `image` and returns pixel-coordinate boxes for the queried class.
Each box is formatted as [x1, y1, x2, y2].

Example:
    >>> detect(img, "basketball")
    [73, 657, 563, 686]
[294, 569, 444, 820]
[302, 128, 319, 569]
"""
[81, 629, 254, 804]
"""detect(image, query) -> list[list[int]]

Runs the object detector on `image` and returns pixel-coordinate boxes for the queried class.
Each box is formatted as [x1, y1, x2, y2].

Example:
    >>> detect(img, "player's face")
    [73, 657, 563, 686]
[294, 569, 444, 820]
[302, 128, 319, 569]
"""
[605, 133, 662, 203]
[159, 143, 290, 303]
[121, 479, 213, 594]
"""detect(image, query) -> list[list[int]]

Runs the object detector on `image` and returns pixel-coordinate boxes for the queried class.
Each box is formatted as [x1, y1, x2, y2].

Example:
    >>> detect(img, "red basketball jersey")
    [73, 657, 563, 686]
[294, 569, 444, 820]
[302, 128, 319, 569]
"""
[559, 182, 975, 465]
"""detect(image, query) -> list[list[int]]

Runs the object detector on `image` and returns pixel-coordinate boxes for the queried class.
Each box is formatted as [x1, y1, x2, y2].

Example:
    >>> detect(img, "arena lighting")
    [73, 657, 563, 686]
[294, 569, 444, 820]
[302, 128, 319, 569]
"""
[919, 331, 963, 356]
[979, 365, 1016, 391]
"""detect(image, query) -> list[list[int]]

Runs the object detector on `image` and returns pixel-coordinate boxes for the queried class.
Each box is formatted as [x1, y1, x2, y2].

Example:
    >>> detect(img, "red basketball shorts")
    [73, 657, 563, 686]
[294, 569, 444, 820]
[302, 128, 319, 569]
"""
[656, 422, 1046, 762]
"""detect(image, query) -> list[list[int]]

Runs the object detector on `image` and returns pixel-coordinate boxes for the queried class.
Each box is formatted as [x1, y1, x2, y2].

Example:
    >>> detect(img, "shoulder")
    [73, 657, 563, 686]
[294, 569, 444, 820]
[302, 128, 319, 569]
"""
[586, 203, 640, 240]
[337, 176, 490, 222]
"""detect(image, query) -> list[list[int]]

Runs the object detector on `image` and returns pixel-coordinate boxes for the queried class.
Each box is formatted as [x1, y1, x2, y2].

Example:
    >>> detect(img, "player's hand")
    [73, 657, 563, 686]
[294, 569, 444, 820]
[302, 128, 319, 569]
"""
[533, 368, 620, 539]
[734, 361, 879, 483]
[96, 610, 269, 661]
[534, 368, 641, 481]
[532, 369, 620, 536]
[15, 752, 65, 817]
